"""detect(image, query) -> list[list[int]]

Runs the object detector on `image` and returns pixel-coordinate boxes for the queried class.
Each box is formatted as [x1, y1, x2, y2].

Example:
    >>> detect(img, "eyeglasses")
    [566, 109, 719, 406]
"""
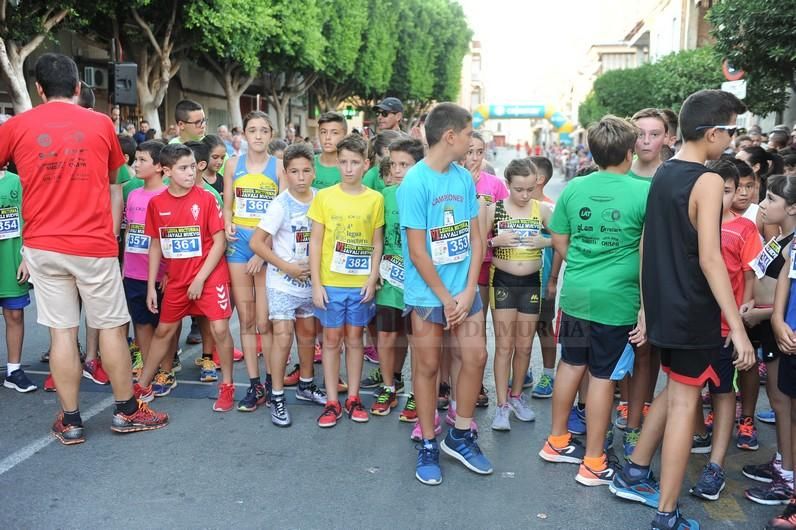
[183, 118, 207, 127]
[695, 125, 737, 136]
[378, 111, 395, 118]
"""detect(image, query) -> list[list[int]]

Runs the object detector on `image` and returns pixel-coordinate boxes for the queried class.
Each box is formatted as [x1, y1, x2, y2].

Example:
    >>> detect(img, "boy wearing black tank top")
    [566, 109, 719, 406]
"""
[610, 89, 755, 530]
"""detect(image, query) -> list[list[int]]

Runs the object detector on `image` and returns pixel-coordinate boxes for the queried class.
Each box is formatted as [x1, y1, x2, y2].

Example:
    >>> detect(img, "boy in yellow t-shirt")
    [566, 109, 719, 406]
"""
[308, 135, 384, 428]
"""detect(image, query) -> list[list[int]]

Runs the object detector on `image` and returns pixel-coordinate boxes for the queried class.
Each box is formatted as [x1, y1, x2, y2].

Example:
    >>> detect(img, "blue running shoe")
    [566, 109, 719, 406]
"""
[415, 440, 442, 485]
[567, 405, 587, 435]
[440, 430, 493, 475]
[689, 462, 726, 501]
[756, 408, 776, 425]
[623, 428, 640, 459]
[531, 374, 554, 398]
[523, 370, 534, 389]
[737, 416, 760, 451]
[609, 463, 660, 508]
[651, 508, 700, 530]
[605, 428, 615, 451]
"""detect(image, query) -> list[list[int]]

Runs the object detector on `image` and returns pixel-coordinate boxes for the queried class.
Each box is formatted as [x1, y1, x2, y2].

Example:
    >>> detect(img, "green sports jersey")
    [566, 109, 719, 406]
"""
[0, 172, 29, 298]
[116, 164, 133, 185]
[628, 169, 652, 186]
[363, 166, 385, 192]
[549, 170, 648, 326]
[313, 155, 341, 190]
[376, 185, 403, 310]
[123, 177, 145, 204]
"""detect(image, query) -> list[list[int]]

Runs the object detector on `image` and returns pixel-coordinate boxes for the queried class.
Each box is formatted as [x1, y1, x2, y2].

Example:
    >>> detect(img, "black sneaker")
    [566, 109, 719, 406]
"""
[651, 508, 700, 530]
[745, 476, 794, 506]
[476, 385, 489, 408]
[270, 396, 291, 427]
[743, 458, 779, 484]
[4, 369, 37, 393]
[237, 384, 266, 412]
[690, 432, 712, 454]
[437, 382, 451, 410]
[361, 367, 383, 389]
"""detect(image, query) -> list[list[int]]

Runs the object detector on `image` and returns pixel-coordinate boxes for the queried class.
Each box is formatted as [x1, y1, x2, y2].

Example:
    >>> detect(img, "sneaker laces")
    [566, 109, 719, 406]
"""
[201, 358, 216, 370]
[536, 374, 552, 389]
[320, 403, 338, 418]
[415, 443, 439, 464]
[462, 430, 484, 455]
[616, 402, 628, 418]
[375, 387, 394, 404]
[154, 371, 169, 386]
[404, 395, 417, 410]
[738, 417, 755, 438]
[273, 397, 287, 416]
[624, 430, 641, 445]
[307, 382, 326, 397]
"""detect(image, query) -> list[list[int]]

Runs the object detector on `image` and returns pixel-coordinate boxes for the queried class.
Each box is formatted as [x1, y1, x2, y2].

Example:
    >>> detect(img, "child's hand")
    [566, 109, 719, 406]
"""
[546, 277, 557, 300]
[740, 303, 763, 328]
[628, 309, 646, 346]
[286, 261, 310, 282]
[147, 287, 159, 314]
[525, 234, 547, 249]
[313, 285, 328, 310]
[225, 221, 238, 242]
[728, 327, 755, 371]
[187, 278, 205, 300]
[360, 279, 378, 303]
[246, 254, 264, 275]
[491, 231, 520, 248]
[16, 261, 29, 284]
[774, 321, 796, 354]
[447, 287, 476, 329]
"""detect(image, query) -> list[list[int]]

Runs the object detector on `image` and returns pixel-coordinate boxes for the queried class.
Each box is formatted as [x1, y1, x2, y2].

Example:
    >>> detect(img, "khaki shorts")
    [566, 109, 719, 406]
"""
[24, 247, 130, 329]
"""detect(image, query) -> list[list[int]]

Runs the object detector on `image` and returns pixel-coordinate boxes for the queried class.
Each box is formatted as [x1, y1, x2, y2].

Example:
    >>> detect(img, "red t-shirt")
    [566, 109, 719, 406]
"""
[720, 215, 763, 336]
[145, 186, 229, 290]
[0, 101, 125, 257]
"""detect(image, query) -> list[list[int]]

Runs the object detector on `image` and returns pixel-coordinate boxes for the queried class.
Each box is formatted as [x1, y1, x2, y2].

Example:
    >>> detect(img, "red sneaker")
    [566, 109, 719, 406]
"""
[213, 347, 243, 366]
[213, 383, 236, 412]
[134, 382, 154, 403]
[51, 412, 85, 445]
[318, 401, 343, 428]
[111, 401, 169, 433]
[82, 358, 110, 385]
[345, 396, 369, 423]
[233, 347, 244, 362]
[256, 335, 263, 356]
[284, 364, 300, 387]
[44, 374, 56, 392]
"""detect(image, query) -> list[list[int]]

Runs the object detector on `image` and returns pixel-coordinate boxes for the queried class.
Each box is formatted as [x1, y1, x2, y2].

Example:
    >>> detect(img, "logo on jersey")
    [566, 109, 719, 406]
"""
[191, 203, 200, 220]
[579, 207, 592, 220]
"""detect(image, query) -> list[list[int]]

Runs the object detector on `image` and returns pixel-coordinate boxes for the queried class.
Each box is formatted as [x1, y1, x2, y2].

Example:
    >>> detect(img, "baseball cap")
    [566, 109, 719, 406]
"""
[373, 97, 404, 113]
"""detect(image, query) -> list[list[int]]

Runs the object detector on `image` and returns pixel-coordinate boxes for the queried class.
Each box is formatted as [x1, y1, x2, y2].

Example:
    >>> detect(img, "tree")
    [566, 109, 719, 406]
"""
[185, 0, 277, 128]
[578, 91, 608, 128]
[431, 1, 471, 103]
[591, 64, 657, 118]
[650, 46, 724, 111]
[709, 0, 796, 116]
[350, 0, 401, 101]
[0, 1, 87, 112]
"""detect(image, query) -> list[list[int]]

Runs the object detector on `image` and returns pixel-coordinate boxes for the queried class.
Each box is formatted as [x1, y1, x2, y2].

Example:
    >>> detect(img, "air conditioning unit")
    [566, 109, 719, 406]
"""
[83, 66, 108, 89]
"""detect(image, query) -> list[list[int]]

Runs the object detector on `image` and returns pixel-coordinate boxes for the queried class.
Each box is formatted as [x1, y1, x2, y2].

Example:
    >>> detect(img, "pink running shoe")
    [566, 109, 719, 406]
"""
[411, 411, 442, 441]
[314, 342, 323, 364]
[364, 345, 379, 364]
[444, 403, 479, 433]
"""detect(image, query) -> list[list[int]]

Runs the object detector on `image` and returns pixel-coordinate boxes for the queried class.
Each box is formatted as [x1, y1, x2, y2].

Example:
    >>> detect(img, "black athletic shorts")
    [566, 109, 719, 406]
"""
[659, 346, 721, 388]
[536, 297, 556, 338]
[124, 277, 161, 327]
[707, 343, 735, 394]
[748, 320, 781, 363]
[489, 268, 541, 315]
[778, 353, 796, 398]
[558, 312, 632, 380]
[376, 305, 412, 334]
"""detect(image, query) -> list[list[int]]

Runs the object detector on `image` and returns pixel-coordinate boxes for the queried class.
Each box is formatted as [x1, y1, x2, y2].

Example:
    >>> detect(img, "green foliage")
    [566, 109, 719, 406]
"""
[592, 64, 656, 118]
[709, 0, 796, 115]
[1, 1, 94, 44]
[432, 1, 472, 102]
[318, 0, 369, 78]
[388, 0, 439, 102]
[353, 0, 401, 96]
[578, 91, 608, 128]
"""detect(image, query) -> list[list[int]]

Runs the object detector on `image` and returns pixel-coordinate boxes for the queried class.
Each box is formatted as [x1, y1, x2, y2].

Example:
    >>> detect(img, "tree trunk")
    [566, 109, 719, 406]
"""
[223, 68, 253, 129]
[0, 41, 32, 113]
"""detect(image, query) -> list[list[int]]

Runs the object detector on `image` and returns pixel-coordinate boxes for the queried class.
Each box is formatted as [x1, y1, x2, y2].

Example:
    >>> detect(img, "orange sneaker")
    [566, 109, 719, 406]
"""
[318, 401, 343, 428]
[111, 401, 169, 433]
[134, 382, 154, 403]
[575, 459, 616, 486]
[345, 396, 369, 423]
[213, 383, 236, 412]
[283, 364, 300, 387]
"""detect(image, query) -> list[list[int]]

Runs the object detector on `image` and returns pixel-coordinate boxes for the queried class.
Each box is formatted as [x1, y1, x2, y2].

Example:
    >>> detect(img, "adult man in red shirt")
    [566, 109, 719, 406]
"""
[0, 53, 168, 445]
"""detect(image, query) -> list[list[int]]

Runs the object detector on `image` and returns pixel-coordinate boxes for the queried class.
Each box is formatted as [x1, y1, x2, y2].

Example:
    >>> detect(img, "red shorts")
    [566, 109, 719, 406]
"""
[478, 261, 491, 286]
[159, 281, 233, 324]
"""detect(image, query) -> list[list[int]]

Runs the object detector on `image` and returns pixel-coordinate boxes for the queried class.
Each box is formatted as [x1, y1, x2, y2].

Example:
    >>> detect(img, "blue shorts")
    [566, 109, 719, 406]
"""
[404, 295, 483, 327]
[226, 225, 256, 263]
[124, 277, 160, 327]
[0, 293, 30, 310]
[314, 286, 376, 328]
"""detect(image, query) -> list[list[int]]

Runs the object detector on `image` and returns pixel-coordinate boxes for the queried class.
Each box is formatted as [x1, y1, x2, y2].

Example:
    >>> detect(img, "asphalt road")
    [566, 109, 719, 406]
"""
[0, 148, 781, 529]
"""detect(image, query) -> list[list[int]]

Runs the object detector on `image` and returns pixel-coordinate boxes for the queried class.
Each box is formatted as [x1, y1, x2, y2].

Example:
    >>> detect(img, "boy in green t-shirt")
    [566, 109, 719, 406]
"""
[371, 138, 424, 420]
[313, 112, 347, 190]
[0, 170, 36, 393]
[539, 116, 648, 487]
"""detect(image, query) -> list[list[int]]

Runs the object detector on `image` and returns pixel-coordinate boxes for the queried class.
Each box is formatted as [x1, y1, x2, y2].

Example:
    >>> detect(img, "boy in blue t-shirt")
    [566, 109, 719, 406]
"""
[398, 102, 492, 485]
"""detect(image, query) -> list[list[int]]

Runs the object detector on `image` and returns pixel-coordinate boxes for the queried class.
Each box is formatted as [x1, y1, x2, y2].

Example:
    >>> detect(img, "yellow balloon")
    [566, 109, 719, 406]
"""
[559, 122, 575, 133]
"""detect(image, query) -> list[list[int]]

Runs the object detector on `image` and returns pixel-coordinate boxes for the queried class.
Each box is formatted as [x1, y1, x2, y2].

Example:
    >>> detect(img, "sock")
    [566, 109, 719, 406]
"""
[584, 454, 607, 471]
[422, 438, 436, 448]
[625, 460, 651, 481]
[548, 433, 571, 449]
[272, 389, 284, 397]
[114, 397, 138, 416]
[577, 402, 586, 412]
[451, 427, 469, 439]
[62, 409, 82, 427]
[6, 362, 20, 374]
[202, 352, 213, 359]
[298, 378, 313, 390]
[454, 415, 472, 431]
[265, 373, 272, 386]
[777, 452, 783, 462]
[543, 367, 554, 377]
[510, 391, 522, 399]
[450, 400, 457, 411]
[250, 377, 261, 388]
[654, 510, 678, 526]
[385, 385, 395, 393]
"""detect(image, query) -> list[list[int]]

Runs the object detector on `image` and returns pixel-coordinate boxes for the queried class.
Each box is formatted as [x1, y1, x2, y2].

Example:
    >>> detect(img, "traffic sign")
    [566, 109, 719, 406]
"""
[723, 59, 745, 81]
[722, 80, 747, 100]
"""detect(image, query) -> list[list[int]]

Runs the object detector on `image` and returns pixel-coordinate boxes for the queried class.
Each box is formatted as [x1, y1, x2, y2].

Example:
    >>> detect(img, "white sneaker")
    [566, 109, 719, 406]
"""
[491, 403, 511, 431]
[509, 393, 536, 422]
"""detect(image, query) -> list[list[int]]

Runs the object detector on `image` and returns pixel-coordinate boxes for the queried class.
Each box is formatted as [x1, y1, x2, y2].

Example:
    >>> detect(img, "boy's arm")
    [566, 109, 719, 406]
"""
[551, 233, 570, 260]
[546, 250, 563, 300]
[448, 216, 483, 326]
[693, 173, 754, 370]
[406, 228, 457, 323]
[310, 222, 327, 309]
[361, 226, 384, 302]
[187, 230, 226, 300]
[630, 230, 646, 346]
[772, 253, 796, 353]
[222, 157, 237, 240]
[110, 184, 123, 237]
[250, 227, 308, 280]
[742, 270, 755, 305]
[146, 239, 163, 313]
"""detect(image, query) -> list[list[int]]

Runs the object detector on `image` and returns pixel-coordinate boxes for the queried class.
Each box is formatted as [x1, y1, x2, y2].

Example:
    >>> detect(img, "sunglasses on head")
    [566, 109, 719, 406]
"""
[695, 125, 737, 136]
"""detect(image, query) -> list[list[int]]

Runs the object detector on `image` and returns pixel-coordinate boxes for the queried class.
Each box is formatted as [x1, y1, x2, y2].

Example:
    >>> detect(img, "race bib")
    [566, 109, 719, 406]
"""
[0, 206, 21, 240]
[234, 187, 276, 219]
[430, 221, 470, 265]
[379, 254, 405, 289]
[751, 237, 781, 279]
[295, 230, 310, 260]
[497, 218, 541, 247]
[331, 241, 373, 275]
[125, 223, 151, 254]
[478, 193, 494, 204]
[790, 240, 796, 280]
[160, 226, 202, 259]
